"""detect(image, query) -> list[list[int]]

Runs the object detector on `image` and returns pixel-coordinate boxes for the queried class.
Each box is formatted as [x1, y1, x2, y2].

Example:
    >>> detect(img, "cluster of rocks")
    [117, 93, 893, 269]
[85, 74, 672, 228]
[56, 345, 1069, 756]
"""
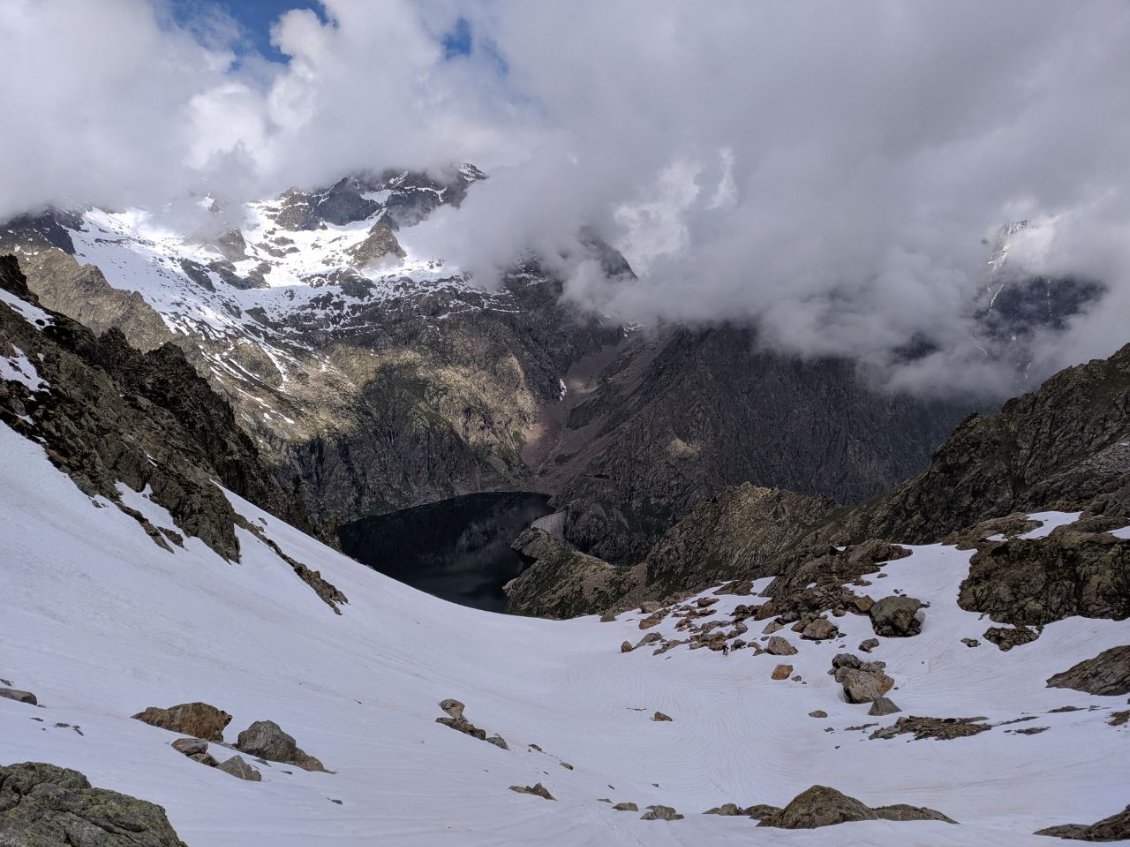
[132, 701, 326, 780]
[509, 782, 554, 800]
[436, 699, 508, 750]
[870, 715, 991, 741]
[0, 761, 189, 846]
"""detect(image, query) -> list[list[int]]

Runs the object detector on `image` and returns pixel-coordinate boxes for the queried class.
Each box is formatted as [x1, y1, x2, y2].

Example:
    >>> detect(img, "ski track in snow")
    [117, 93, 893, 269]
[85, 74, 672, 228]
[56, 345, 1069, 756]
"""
[0, 422, 1127, 846]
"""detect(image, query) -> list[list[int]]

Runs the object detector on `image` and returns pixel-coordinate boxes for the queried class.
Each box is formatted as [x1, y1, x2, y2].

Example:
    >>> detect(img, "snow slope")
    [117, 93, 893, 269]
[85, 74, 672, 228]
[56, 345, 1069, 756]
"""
[0, 421, 1127, 846]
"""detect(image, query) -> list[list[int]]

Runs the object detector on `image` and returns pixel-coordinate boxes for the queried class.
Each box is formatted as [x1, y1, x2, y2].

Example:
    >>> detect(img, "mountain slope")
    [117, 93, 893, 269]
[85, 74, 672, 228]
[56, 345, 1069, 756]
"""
[0, 418, 1127, 845]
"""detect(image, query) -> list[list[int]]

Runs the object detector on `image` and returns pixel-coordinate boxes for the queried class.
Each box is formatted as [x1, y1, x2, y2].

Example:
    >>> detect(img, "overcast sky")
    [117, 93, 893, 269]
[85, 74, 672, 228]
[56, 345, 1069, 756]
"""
[2, 0, 1129, 395]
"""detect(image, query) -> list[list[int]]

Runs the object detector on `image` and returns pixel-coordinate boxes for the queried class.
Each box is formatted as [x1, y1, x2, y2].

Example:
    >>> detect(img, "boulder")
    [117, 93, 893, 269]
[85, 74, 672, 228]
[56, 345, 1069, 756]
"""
[801, 618, 839, 641]
[0, 687, 37, 706]
[758, 785, 954, 829]
[1046, 645, 1130, 695]
[1036, 804, 1130, 841]
[132, 702, 231, 742]
[808, 710, 828, 718]
[652, 711, 673, 722]
[235, 720, 325, 771]
[0, 761, 188, 846]
[620, 640, 633, 653]
[436, 716, 486, 740]
[757, 785, 875, 828]
[486, 735, 509, 750]
[217, 755, 262, 782]
[771, 664, 793, 680]
[859, 638, 880, 653]
[869, 596, 923, 637]
[641, 804, 683, 821]
[510, 782, 554, 800]
[766, 636, 798, 656]
[613, 801, 638, 811]
[868, 697, 902, 716]
[837, 668, 894, 704]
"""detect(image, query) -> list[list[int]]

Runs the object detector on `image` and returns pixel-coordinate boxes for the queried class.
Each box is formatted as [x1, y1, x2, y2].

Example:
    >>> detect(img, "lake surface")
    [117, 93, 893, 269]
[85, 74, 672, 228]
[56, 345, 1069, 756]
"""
[338, 492, 553, 612]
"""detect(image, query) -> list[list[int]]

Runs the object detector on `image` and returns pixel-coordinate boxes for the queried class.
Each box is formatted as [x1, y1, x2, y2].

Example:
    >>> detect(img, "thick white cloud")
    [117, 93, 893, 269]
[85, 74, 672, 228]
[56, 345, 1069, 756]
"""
[3, 0, 1130, 393]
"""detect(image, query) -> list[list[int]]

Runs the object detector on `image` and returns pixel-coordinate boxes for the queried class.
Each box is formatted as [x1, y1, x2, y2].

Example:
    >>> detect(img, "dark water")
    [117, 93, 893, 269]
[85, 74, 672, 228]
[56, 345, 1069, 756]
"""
[338, 492, 553, 612]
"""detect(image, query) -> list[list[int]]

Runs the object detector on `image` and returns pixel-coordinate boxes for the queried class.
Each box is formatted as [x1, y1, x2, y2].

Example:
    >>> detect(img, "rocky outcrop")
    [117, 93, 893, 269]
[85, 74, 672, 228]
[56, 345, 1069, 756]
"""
[1046, 646, 1130, 696]
[757, 785, 955, 829]
[870, 715, 991, 741]
[505, 529, 644, 618]
[132, 702, 232, 742]
[0, 255, 308, 563]
[869, 596, 923, 637]
[435, 700, 507, 749]
[823, 342, 1130, 545]
[235, 720, 325, 771]
[959, 530, 1130, 626]
[1036, 804, 1130, 841]
[640, 484, 837, 598]
[0, 761, 188, 846]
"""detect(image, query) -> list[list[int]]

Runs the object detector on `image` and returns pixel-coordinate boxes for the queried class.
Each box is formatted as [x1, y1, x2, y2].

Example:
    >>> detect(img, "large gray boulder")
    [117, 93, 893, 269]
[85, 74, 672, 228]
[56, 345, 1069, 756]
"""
[869, 596, 922, 637]
[1036, 804, 1130, 841]
[217, 755, 262, 782]
[0, 761, 188, 846]
[235, 720, 325, 772]
[0, 688, 37, 706]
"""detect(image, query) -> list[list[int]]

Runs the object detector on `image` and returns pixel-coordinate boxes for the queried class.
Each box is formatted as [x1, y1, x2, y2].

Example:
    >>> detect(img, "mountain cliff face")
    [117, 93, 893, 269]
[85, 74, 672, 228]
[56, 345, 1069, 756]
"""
[2, 168, 966, 558]
[822, 342, 1130, 545]
[0, 254, 305, 561]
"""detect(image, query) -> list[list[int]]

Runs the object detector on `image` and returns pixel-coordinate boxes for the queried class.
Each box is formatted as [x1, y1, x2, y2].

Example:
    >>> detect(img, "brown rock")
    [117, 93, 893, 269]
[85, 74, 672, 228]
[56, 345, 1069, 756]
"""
[652, 711, 673, 722]
[132, 702, 232, 742]
[801, 618, 839, 641]
[216, 755, 261, 781]
[766, 636, 798, 656]
[510, 782, 555, 800]
[771, 664, 794, 680]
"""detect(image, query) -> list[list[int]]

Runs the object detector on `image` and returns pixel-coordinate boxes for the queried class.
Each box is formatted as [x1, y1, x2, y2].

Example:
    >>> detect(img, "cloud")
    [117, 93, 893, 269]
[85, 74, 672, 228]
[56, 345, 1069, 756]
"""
[3, 0, 1130, 395]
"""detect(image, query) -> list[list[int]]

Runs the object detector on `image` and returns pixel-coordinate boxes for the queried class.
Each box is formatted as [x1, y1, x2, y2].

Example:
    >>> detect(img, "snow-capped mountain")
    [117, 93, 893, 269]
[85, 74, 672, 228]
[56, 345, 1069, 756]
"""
[2, 172, 967, 563]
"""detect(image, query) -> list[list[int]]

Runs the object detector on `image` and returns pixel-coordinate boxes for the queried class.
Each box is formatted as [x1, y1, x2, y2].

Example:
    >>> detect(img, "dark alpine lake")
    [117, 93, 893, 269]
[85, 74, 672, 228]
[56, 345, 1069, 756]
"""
[338, 492, 553, 612]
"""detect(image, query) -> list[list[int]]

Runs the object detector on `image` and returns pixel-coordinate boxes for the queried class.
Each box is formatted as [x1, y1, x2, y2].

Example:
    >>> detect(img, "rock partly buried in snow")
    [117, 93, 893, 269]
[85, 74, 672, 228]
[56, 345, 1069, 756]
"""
[510, 782, 554, 800]
[613, 801, 638, 811]
[641, 804, 683, 821]
[704, 803, 743, 815]
[170, 737, 209, 757]
[435, 700, 507, 749]
[0, 687, 37, 705]
[132, 702, 232, 742]
[0, 761, 188, 846]
[809, 710, 828, 719]
[1046, 645, 1130, 695]
[984, 626, 1040, 651]
[745, 804, 782, 820]
[870, 715, 991, 741]
[1035, 804, 1130, 841]
[217, 755, 262, 782]
[757, 785, 954, 829]
[652, 711, 673, 722]
[859, 638, 880, 653]
[235, 720, 325, 771]
[869, 596, 923, 637]
[868, 697, 902, 716]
